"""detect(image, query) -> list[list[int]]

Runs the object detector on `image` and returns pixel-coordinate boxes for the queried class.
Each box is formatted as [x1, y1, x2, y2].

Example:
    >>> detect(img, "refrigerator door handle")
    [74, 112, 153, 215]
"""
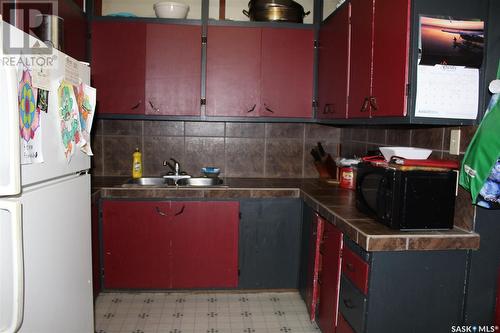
[0, 65, 21, 196]
[0, 201, 24, 333]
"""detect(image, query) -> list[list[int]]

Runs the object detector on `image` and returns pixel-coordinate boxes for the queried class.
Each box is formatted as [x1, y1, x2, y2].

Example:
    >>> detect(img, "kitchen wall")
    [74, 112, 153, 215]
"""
[91, 120, 341, 178]
[340, 125, 478, 231]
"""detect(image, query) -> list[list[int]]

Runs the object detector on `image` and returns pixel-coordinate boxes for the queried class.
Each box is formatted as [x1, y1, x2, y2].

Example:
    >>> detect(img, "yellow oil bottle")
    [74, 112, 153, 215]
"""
[132, 147, 142, 179]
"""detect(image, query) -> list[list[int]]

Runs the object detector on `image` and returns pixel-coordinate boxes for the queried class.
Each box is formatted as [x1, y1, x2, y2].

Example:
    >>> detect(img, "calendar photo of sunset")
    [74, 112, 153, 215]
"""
[419, 16, 484, 68]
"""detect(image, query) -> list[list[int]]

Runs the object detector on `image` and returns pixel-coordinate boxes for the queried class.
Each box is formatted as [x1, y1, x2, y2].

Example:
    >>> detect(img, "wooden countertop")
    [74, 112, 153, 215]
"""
[92, 176, 480, 252]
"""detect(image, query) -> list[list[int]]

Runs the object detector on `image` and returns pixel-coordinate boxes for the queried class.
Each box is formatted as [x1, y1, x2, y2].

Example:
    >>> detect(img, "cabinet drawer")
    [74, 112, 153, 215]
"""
[337, 312, 357, 333]
[339, 276, 367, 333]
[342, 246, 370, 294]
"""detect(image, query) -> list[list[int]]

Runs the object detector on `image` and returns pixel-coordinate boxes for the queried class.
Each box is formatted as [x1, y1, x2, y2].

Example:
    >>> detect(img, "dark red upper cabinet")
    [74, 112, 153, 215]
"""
[317, 4, 351, 119]
[261, 28, 313, 118]
[91, 21, 146, 114]
[347, 0, 374, 119]
[206, 26, 261, 117]
[145, 23, 201, 116]
[371, 0, 410, 117]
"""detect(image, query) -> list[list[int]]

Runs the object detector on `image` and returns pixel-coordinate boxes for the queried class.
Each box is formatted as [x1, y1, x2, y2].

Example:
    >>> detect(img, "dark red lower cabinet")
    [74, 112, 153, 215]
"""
[318, 218, 343, 333]
[305, 214, 324, 320]
[102, 200, 239, 289]
[337, 313, 356, 333]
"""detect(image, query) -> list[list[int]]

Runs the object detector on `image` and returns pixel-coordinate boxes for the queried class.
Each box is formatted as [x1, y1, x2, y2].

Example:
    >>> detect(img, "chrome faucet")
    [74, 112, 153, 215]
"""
[162, 158, 190, 184]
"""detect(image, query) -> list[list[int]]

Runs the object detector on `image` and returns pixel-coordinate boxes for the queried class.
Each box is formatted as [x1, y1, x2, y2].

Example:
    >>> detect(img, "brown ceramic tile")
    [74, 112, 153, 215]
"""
[143, 121, 184, 136]
[266, 123, 305, 139]
[340, 142, 354, 157]
[386, 128, 411, 146]
[184, 137, 225, 176]
[334, 218, 359, 242]
[341, 127, 352, 142]
[103, 136, 142, 176]
[143, 136, 185, 176]
[454, 187, 475, 231]
[351, 127, 368, 141]
[305, 124, 341, 141]
[225, 138, 265, 177]
[90, 135, 104, 176]
[250, 190, 300, 198]
[411, 127, 445, 150]
[350, 142, 367, 158]
[185, 122, 225, 137]
[265, 139, 303, 177]
[460, 126, 477, 153]
[226, 123, 265, 138]
[357, 233, 368, 249]
[93, 119, 103, 136]
[407, 235, 479, 250]
[204, 190, 253, 198]
[367, 128, 387, 144]
[367, 237, 408, 251]
[103, 119, 143, 136]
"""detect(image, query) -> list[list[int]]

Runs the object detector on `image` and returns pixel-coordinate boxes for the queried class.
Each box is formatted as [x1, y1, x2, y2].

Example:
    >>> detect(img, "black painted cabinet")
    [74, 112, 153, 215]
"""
[339, 238, 469, 333]
[239, 199, 302, 289]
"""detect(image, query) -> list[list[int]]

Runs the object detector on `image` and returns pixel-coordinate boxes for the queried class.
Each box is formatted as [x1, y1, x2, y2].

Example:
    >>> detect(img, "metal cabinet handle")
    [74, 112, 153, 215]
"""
[155, 206, 167, 216]
[131, 101, 142, 110]
[247, 104, 257, 113]
[360, 97, 370, 113]
[323, 104, 331, 114]
[174, 205, 185, 216]
[343, 298, 356, 309]
[149, 101, 160, 113]
[369, 96, 378, 112]
[264, 103, 275, 113]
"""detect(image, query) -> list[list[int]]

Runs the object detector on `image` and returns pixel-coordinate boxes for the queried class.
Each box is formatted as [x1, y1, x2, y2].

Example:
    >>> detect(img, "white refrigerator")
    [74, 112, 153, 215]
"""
[0, 18, 94, 333]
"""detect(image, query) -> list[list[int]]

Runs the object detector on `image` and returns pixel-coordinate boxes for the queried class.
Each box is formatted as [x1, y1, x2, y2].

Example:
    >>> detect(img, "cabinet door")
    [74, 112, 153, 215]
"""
[318, 221, 343, 333]
[206, 26, 261, 117]
[318, 4, 351, 119]
[102, 200, 171, 289]
[347, 0, 374, 118]
[145, 24, 201, 116]
[261, 28, 313, 118]
[305, 215, 324, 321]
[239, 199, 302, 289]
[496, 266, 500, 327]
[170, 201, 239, 288]
[371, 0, 410, 117]
[91, 22, 146, 114]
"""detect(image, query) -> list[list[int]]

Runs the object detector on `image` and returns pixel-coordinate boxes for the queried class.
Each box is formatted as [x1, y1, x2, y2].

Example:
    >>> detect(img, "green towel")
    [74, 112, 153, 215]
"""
[459, 60, 500, 204]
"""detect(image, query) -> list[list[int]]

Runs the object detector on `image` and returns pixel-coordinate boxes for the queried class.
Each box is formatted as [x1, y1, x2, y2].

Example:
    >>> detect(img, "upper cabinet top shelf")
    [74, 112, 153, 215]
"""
[95, 0, 316, 25]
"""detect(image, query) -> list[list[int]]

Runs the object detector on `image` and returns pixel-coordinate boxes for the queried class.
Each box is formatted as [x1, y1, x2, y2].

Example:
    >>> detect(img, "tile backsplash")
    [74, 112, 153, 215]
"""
[91, 120, 341, 178]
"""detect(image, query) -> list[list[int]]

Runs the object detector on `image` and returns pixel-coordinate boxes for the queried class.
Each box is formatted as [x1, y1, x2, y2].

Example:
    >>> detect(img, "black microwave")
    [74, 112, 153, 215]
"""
[355, 162, 457, 230]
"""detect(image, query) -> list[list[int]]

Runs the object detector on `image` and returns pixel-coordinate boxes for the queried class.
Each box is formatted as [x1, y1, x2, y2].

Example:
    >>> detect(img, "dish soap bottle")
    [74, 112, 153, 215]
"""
[132, 147, 142, 179]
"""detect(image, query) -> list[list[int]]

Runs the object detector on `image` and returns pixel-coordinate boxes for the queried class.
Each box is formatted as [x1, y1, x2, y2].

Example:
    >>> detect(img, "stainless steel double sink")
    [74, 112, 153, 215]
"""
[124, 177, 224, 187]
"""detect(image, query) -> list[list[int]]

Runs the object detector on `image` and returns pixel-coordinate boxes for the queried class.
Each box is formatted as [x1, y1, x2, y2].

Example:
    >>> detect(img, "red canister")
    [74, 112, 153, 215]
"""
[339, 167, 356, 190]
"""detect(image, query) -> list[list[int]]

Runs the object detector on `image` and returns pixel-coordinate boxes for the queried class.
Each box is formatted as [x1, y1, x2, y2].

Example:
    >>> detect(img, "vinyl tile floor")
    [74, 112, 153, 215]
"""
[94, 291, 321, 333]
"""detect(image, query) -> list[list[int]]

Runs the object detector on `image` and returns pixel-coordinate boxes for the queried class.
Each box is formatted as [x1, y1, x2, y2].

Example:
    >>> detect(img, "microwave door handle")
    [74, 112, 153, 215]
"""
[0, 66, 21, 196]
[0, 201, 24, 333]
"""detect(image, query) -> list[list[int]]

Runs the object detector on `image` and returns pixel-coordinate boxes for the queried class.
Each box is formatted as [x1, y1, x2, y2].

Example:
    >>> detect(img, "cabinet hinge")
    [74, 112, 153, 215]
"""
[202, 36, 207, 44]
[406, 83, 411, 96]
[200, 98, 206, 106]
[312, 100, 319, 108]
[313, 40, 320, 48]
[239, 212, 242, 219]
